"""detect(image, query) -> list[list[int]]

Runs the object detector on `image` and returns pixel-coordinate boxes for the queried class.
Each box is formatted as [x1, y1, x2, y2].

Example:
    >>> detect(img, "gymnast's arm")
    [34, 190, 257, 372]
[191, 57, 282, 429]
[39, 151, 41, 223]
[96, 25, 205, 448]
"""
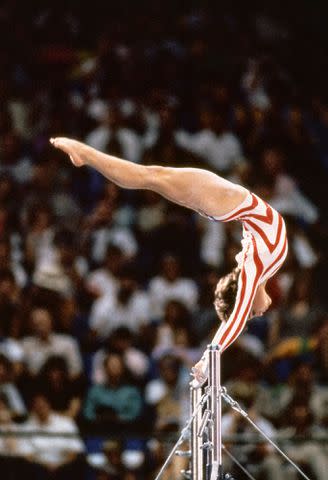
[192, 254, 264, 384]
[50, 137, 248, 218]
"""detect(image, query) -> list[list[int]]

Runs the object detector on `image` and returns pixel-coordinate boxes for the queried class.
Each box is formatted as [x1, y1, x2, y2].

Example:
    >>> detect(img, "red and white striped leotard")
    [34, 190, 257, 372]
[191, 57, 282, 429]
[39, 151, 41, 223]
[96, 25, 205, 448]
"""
[205, 190, 288, 352]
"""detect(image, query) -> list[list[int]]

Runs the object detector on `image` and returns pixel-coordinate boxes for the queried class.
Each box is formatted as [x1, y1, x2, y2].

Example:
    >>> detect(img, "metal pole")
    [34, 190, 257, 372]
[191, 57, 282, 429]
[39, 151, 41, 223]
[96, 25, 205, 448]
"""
[190, 385, 204, 479]
[207, 344, 223, 480]
[154, 390, 208, 480]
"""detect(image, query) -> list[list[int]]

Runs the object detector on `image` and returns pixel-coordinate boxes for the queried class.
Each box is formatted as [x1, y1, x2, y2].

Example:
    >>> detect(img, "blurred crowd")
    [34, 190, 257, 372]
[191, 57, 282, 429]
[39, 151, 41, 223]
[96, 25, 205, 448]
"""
[0, 1, 328, 479]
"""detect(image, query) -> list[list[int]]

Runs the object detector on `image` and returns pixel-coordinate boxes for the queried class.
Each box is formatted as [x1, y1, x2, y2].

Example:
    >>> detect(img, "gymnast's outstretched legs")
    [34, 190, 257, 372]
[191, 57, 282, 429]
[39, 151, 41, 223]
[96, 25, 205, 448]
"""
[50, 137, 247, 219]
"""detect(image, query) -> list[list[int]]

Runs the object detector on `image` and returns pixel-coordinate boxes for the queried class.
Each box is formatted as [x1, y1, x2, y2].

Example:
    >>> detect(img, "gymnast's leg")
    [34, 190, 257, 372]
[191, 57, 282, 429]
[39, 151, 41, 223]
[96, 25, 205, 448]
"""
[50, 137, 247, 218]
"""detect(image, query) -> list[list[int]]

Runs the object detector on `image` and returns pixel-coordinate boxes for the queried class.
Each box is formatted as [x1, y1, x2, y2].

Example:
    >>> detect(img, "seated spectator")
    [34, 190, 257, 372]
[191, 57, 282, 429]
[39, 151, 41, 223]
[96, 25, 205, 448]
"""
[137, 204, 200, 279]
[145, 354, 188, 432]
[0, 175, 18, 217]
[84, 199, 138, 264]
[51, 171, 82, 230]
[32, 229, 87, 301]
[153, 300, 201, 368]
[175, 108, 244, 174]
[22, 307, 82, 379]
[225, 357, 264, 411]
[148, 254, 198, 319]
[0, 354, 26, 419]
[191, 268, 221, 342]
[222, 394, 284, 480]
[100, 182, 135, 229]
[24, 204, 56, 271]
[88, 439, 148, 480]
[154, 300, 191, 351]
[86, 244, 124, 299]
[92, 327, 149, 384]
[25, 393, 85, 479]
[280, 272, 322, 336]
[0, 131, 32, 184]
[84, 352, 142, 427]
[286, 217, 318, 269]
[0, 237, 27, 288]
[241, 59, 271, 110]
[89, 265, 151, 340]
[197, 211, 226, 268]
[262, 362, 328, 425]
[136, 191, 166, 235]
[0, 268, 23, 348]
[34, 356, 85, 419]
[85, 107, 143, 165]
[259, 147, 319, 224]
[0, 395, 33, 479]
[279, 400, 328, 480]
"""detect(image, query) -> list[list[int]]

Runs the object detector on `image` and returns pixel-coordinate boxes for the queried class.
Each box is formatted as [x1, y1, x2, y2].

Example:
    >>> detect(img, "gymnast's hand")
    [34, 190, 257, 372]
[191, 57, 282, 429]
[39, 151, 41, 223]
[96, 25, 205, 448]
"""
[50, 137, 87, 167]
[191, 353, 208, 387]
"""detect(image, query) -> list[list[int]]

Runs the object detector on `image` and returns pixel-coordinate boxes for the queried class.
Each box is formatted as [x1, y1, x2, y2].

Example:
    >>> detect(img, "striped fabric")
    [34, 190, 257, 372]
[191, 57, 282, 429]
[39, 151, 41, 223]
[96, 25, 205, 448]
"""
[207, 191, 288, 352]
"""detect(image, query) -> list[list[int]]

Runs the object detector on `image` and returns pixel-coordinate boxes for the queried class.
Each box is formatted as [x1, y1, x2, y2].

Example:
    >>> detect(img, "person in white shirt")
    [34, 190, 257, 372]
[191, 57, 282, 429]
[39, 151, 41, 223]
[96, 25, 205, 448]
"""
[25, 394, 84, 474]
[85, 107, 143, 164]
[0, 396, 32, 462]
[0, 354, 26, 418]
[149, 254, 198, 319]
[0, 238, 27, 288]
[85, 244, 124, 299]
[175, 109, 243, 173]
[22, 307, 82, 379]
[89, 266, 151, 340]
[84, 198, 138, 264]
[260, 147, 319, 224]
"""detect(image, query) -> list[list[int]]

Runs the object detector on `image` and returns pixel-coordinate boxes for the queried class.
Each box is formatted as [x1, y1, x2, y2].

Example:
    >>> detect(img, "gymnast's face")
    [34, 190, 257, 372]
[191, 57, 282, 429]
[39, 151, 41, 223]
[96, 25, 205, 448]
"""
[251, 283, 272, 318]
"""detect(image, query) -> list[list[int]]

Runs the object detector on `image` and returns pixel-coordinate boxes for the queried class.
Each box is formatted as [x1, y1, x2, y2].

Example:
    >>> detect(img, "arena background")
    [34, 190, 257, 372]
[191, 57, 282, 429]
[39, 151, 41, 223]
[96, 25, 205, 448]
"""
[0, 1, 328, 479]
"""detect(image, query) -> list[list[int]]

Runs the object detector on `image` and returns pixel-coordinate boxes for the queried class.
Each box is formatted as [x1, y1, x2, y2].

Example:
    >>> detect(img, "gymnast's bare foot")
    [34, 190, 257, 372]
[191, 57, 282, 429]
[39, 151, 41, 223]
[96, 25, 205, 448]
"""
[50, 137, 87, 167]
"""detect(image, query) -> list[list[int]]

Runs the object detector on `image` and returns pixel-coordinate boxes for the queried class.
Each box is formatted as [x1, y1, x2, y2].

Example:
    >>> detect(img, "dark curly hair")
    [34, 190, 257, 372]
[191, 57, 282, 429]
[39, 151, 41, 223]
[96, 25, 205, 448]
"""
[214, 268, 241, 322]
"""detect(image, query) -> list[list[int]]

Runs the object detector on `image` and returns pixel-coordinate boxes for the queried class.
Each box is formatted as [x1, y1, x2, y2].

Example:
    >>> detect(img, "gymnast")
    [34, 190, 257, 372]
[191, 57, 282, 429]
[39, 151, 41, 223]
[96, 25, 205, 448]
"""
[50, 137, 288, 384]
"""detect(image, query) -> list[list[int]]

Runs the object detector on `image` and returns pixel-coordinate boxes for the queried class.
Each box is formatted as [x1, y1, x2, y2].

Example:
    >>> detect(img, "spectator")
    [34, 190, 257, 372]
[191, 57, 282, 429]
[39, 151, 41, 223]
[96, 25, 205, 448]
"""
[0, 131, 32, 184]
[0, 268, 22, 344]
[88, 439, 147, 480]
[259, 362, 328, 425]
[22, 307, 82, 379]
[89, 265, 151, 340]
[84, 352, 142, 426]
[0, 238, 27, 288]
[24, 204, 56, 270]
[153, 300, 201, 368]
[222, 395, 284, 480]
[0, 395, 33, 479]
[145, 354, 188, 432]
[274, 271, 323, 341]
[279, 401, 328, 480]
[259, 147, 319, 224]
[25, 393, 85, 479]
[86, 244, 124, 299]
[175, 109, 244, 174]
[0, 354, 26, 418]
[86, 107, 143, 165]
[34, 356, 84, 419]
[84, 199, 138, 264]
[92, 327, 149, 384]
[149, 254, 198, 319]
[192, 268, 221, 341]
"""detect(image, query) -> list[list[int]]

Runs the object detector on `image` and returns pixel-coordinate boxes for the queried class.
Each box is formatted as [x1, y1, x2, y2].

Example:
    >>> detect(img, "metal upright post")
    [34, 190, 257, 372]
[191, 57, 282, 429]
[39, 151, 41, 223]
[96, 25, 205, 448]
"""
[190, 384, 204, 479]
[207, 344, 223, 480]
